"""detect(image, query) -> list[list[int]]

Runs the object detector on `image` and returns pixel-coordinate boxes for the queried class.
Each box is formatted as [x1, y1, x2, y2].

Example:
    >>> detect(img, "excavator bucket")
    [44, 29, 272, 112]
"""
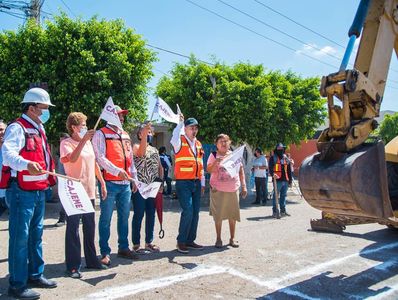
[299, 141, 393, 220]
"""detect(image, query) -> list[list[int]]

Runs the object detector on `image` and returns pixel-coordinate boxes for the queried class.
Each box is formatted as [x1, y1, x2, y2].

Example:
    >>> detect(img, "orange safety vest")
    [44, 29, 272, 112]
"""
[174, 135, 204, 180]
[100, 126, 132, 181]
[273, 155, 290, 181]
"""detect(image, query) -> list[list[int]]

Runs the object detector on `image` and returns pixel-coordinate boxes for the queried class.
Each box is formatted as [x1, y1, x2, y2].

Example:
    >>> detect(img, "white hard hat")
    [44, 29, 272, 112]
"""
[21, 88, 55, 106]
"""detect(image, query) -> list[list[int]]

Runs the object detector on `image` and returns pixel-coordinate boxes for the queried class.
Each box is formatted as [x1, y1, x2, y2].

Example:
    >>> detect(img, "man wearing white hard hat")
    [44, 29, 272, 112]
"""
[0, 88, 57, 299]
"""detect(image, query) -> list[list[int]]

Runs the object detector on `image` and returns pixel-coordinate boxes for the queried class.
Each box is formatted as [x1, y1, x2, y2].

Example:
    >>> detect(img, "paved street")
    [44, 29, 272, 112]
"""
[1, 188, 398, 299]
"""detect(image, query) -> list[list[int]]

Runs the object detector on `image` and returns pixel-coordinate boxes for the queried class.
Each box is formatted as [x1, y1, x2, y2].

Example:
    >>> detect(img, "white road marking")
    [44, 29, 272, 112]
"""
[84, 241, 398, 300]
[84, 265, 226, 300]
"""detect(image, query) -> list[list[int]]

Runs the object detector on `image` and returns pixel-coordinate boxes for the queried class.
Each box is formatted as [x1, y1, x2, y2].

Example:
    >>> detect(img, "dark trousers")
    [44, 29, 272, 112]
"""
[65, 199, 100, 271]
[163, 170, 172, 195]
[255, 177, 268, 203]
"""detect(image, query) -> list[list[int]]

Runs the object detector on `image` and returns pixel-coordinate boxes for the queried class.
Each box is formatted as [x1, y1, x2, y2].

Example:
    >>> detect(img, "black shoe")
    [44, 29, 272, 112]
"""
[67, 269, 82, 279]
[28, 276, 57, 289]
[8, 287, 40, 299]
[281, 211, 291, 217]
[261, 202, 267, 206]
[86, 263, 108, 270]
[251, 201, 260, 205]
[54, 220, 65, 227]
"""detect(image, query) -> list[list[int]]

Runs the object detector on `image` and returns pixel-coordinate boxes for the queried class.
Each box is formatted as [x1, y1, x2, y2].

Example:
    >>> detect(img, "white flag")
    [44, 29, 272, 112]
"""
[58, 177, 95, 216]
[220, 146, 245, 178]
[133, 179, 162, 199]
[99, 97, 123, 129]
[154, 97, 180, 124]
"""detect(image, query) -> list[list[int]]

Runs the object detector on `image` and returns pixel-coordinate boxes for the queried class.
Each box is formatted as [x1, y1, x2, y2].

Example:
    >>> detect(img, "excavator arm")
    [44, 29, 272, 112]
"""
[299, 0, 398, 230]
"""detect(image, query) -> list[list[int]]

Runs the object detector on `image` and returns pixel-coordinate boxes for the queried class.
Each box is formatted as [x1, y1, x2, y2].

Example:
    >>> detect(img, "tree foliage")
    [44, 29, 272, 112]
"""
[156, 58, 326, 149]
[0, 14, 156, 142]
[378, 112, 398, 144]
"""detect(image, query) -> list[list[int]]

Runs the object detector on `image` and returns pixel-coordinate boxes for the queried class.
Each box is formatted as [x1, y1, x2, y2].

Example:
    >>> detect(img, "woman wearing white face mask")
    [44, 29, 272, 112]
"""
[60, 112, 108, 278]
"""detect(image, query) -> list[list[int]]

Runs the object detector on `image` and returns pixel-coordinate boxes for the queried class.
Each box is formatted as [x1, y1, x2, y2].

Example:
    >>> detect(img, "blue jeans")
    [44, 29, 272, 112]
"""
[272, 180, 288, 213]
[176, 180, 201, 244]
[7, 181, 46, 289]
[98, 181, 131, 256]
[131, 191, 156, 245]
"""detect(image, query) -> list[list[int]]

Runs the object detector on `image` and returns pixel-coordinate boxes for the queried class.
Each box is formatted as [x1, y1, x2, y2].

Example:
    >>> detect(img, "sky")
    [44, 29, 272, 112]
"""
[0, 0, 397, 118]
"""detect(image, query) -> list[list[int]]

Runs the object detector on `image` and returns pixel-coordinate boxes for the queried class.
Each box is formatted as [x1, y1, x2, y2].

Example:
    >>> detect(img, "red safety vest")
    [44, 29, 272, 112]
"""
[100, 126, 132, 181]
[273, 155, 290, 181]
[0, 117, 56, 191]
[174, 135, 204, 180]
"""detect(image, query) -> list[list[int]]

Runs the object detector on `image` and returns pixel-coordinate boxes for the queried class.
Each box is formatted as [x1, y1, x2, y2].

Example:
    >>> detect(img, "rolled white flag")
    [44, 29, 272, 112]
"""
[220, 145, 245, 178]
[58, 177, 95, 216]
[99, 97, 123, 129]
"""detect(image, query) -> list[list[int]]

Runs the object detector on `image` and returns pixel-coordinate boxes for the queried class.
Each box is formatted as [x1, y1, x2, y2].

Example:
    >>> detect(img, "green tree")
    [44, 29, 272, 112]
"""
[156, 58, 326, 149]
[0, 14, 156, 142]
[378, 112, 398, 144]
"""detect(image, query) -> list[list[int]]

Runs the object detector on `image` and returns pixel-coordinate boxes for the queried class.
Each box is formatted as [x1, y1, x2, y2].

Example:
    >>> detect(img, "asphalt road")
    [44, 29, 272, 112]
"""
[1, 188, 398, 299]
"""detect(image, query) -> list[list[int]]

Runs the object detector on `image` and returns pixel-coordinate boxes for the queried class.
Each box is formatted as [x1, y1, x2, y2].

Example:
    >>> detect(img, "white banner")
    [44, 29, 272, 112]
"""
[220, 145, 245, 178]
[99, 97, 123, 129]
[58, 177, 95, 216]
[133, 179, 162, 199]
[153, 97, 180, 124]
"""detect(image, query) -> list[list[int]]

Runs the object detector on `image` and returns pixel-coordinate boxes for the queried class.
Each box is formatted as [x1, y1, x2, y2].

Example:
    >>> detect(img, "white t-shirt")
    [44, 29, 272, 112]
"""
[252, 155, 268, 178]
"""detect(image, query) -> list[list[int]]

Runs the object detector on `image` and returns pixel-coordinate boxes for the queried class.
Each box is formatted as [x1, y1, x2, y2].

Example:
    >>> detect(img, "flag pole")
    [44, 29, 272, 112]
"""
[149, 97, 158, 121]
[41, 170, 81, 182]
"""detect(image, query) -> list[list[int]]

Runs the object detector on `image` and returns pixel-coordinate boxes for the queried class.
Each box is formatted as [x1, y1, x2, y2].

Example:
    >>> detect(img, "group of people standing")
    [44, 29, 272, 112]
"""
[0, 87, 293, 300]
[251, 143, 294, 217]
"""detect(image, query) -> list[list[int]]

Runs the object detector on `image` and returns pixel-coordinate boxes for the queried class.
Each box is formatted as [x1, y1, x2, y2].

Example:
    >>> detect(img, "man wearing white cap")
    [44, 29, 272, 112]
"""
[0, 88, 57, 299]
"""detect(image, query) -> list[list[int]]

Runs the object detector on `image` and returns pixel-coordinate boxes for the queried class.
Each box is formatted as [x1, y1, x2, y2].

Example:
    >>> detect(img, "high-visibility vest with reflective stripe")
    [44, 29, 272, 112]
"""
[174, 135, 204, 180]
[100, 126, 132, 181]
[273, 155, 290, 181]
[0, 117, 56, 191]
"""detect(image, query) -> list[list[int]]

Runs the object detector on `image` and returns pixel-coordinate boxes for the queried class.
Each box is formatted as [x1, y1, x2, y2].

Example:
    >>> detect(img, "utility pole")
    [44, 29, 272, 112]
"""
[28, 0, 43, 24]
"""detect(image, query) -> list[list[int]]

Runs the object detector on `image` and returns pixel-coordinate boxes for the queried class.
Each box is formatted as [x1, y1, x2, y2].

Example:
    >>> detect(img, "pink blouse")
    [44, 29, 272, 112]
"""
[207, 152, 242, 192]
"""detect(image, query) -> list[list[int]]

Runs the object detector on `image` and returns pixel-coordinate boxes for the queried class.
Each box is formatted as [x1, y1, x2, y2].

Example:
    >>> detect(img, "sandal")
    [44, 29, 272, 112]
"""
[133, 245, 150, 254]
[100, 254, 111, 266]
[229, 239, 239, 248]
[215, 239, 223, 248]
[145, 243, 160, 253]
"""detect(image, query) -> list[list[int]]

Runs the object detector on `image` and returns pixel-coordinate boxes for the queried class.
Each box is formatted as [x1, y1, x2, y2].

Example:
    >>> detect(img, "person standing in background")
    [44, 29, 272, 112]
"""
[251, 148, 268, 205]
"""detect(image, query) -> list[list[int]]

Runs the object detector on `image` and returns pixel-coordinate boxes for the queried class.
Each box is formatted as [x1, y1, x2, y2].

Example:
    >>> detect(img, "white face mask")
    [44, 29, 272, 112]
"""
[78, 127, 87, 138]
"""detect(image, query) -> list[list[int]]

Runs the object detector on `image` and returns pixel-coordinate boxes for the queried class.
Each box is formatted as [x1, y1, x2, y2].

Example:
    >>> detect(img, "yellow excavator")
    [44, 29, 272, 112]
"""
[299, 0, 398, 232]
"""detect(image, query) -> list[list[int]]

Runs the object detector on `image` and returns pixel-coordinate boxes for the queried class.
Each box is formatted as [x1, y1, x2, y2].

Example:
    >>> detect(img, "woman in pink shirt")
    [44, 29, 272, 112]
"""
[60, 112, 108, 278]
[207, 134, 247, 248]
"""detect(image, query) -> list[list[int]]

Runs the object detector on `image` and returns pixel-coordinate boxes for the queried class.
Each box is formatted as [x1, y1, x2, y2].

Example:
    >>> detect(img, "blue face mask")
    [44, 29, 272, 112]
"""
[39, 109, 50, 124]
[147, 135, 153, 144]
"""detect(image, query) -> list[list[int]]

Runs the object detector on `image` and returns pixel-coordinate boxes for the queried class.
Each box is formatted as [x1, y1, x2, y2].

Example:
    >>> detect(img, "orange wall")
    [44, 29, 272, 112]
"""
[288, 140, 318, 176]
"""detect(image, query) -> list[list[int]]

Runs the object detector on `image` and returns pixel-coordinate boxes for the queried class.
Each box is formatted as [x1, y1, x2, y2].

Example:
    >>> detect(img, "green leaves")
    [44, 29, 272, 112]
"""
[378, 113, 398, 144]
[156, 59, 326, 149]
[0, 15, 156, 143]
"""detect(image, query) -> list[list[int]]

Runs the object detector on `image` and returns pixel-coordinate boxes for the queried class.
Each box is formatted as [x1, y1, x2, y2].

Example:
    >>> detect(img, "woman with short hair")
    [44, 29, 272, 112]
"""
[60, 112, 108, 278]
[206, 134, 247, 248]
[131, 122, 163, 253]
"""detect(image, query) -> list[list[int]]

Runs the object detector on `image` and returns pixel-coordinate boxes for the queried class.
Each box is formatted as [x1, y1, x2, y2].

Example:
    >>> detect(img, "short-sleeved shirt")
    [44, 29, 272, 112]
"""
[60, 138, 96, 199]
[252, 155, 268, 178]
[208, 152, 241, 193]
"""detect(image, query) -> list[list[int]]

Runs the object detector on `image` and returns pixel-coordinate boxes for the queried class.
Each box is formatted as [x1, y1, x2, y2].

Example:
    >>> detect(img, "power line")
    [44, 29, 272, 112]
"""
[147, 44, 215, 66]
[253, 0, 398, 75]
[184, 0, 338, 69]
[59, 0, 76, 18]
[253, 0, 345, 49]
[216, 0, 343, 62]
